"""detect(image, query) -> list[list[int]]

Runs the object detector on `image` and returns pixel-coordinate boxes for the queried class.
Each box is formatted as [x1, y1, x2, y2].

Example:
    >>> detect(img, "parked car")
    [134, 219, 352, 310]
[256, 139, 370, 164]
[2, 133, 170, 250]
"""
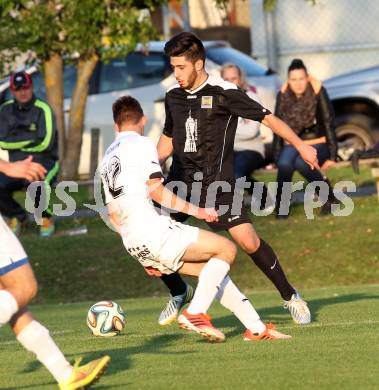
[0, 41, 281, 175]
[324, 65, 379, 160]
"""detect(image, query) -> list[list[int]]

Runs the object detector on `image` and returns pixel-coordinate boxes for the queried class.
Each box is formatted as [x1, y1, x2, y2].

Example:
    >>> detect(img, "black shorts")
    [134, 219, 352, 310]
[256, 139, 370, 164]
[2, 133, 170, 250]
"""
[169, 191, 251, 232]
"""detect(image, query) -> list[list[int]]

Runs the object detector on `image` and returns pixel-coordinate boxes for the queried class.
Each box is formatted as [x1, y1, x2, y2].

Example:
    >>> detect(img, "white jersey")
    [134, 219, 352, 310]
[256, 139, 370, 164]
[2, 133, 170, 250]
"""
[100, 131, 164, 232]
[100, 131, 199, 274]
[0, 215, 28, 275]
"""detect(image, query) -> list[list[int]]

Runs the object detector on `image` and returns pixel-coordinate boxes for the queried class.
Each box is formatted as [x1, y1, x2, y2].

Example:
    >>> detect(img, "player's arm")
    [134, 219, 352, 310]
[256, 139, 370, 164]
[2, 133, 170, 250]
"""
[0, 156, 46, 181]
[262, 114, 320, 170]
[147, 178, 218, 222]
[157, 134, 173, 165]
[226, 88, 319, 170]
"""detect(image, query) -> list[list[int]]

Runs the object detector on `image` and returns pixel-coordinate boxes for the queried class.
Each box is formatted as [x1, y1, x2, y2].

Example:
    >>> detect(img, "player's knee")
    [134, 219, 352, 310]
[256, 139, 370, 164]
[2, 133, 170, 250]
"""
[240, 235, 260, 254]
[28, 278, 38, 302]
[218, 238, 237, 264]
[18, 278, 38, 307]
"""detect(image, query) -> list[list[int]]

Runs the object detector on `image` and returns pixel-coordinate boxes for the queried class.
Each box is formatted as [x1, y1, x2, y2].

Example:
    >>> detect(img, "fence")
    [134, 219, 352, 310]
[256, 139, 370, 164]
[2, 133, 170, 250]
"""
[250, 0, 379, 80]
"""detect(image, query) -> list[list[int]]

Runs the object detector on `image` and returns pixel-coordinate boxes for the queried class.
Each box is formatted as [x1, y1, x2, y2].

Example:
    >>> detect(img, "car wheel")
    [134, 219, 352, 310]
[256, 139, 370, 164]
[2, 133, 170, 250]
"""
[336, 116, 375, 161]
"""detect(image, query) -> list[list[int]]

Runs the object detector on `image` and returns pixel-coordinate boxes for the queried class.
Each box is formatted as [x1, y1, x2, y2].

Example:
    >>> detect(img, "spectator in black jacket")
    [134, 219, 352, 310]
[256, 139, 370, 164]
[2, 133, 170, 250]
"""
[273, 59, 338, 217]
[0, 71, 59, 236]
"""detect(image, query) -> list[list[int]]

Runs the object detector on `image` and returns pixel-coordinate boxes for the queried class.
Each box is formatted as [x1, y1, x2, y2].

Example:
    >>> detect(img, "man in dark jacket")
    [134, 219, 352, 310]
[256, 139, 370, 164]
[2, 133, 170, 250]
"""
[0, 71, 59, 237]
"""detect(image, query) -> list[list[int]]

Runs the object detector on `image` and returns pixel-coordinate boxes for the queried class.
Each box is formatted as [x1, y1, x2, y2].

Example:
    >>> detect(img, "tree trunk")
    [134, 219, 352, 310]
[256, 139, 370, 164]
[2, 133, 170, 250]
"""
[44, 53, 65, 162]
[61, 54, 98, 180]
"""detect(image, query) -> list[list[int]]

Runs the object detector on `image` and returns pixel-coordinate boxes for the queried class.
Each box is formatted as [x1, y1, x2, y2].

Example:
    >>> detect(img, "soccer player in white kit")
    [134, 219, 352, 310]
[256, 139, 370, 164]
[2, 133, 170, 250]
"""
[0, 157, 110, 389]
[101, 95, 291, 342]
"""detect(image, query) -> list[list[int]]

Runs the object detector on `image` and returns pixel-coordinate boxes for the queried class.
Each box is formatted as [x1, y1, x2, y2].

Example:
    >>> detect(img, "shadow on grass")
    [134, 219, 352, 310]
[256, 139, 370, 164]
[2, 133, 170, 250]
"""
[213, 292, 379, 337]
[305, 292, 379, 321]
[4, 333, 189, 389]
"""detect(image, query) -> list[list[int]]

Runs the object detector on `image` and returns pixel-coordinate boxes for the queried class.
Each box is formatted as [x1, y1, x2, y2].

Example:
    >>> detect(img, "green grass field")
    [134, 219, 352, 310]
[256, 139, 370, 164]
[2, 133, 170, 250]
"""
[16, 195, 379, 304]
[3, 164, 378, 388]
[0, 285, 378, 389]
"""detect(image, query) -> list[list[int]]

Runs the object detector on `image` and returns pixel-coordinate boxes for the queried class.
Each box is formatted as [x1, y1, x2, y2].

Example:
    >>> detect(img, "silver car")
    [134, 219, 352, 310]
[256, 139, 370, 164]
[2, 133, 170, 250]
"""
[0, 41, 281, 175]
[324, 65, 379, 160]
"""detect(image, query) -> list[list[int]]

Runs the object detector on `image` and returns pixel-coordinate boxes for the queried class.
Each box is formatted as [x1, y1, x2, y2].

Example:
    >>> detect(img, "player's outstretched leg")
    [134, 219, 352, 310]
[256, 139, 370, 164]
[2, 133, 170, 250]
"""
[59, 355, 111, 390]
[2, 270, 111, 389]
[176, 229, 237, 342]
[215, 275, 291, 340]
[228, 223, 311, 324]
[0, 220, 111, 387]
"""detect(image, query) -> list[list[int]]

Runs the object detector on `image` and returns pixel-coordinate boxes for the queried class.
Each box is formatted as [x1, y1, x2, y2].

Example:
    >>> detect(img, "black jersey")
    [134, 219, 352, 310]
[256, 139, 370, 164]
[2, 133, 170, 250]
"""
[163, 75, 270, 192]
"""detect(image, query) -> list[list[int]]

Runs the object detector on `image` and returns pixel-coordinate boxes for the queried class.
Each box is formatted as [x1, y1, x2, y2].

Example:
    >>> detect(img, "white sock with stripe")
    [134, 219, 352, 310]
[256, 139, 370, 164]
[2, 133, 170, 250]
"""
[216, 276, 266, 334]
[0, 290, 19, 328]
[187, 258, 230, 315]
[17, 320, 73, 383]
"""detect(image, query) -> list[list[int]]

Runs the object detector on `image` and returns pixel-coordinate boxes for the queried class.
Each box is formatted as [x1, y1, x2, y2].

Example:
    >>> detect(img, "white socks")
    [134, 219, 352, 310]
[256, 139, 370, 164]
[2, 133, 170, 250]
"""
[187, 258, 230, 315]
[16, 320, 73, 383]
[0, 290, 19, 328]
[216, 276, 266, 334]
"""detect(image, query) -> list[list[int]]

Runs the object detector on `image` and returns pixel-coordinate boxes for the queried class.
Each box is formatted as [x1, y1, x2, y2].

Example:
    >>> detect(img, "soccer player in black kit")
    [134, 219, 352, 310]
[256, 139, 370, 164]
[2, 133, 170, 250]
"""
[153, 32, 319, 326]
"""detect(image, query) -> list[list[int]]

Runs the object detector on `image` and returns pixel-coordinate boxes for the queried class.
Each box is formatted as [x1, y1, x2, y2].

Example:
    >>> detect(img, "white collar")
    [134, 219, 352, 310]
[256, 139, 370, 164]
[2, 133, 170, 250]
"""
[185, 74, 212, 94]
[116, 131, 140, 139]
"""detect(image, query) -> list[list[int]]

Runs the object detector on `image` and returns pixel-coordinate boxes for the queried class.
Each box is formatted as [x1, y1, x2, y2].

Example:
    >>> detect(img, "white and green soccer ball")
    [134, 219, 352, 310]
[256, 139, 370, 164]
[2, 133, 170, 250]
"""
[87, 301, 125, 337]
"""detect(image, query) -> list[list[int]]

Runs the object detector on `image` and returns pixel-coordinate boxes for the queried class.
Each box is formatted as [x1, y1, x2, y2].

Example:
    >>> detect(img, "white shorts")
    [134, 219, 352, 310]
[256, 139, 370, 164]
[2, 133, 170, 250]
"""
[0, 215, 28, 276]
[121, 216, 199, 275]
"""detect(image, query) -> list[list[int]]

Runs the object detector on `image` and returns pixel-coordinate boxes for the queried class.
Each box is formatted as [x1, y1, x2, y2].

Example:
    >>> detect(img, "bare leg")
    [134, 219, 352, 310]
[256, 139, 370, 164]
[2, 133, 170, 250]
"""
[177, 228, 236, 316]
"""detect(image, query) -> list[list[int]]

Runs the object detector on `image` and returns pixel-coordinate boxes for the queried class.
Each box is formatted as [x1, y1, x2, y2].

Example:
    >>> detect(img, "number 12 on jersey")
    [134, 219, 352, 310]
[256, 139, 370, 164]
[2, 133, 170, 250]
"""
[102, 156, 125, 199]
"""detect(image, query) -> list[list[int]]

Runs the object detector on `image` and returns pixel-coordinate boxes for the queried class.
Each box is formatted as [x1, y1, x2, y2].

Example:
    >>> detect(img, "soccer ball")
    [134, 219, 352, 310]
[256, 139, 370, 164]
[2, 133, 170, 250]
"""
[87, 301, 125, 337]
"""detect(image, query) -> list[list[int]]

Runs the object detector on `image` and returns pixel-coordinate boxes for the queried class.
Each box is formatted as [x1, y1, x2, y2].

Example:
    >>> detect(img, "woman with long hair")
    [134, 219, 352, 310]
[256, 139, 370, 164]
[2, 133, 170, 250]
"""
[273, 59, 338, 217]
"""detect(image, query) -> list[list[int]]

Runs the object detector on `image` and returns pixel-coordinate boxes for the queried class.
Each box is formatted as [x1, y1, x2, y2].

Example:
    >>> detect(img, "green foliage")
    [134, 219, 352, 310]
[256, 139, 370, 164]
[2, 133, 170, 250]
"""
[263, 0, 318, 12]
[0, 0, 165, 75]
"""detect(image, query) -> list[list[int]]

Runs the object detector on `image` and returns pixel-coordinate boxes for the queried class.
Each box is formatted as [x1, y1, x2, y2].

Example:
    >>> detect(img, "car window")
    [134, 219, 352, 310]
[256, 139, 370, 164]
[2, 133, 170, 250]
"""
[62, 65, 77, 98]
[98, 52, 171, 93]
[2, 65, 77, 101]
[206, 47, 267, 77]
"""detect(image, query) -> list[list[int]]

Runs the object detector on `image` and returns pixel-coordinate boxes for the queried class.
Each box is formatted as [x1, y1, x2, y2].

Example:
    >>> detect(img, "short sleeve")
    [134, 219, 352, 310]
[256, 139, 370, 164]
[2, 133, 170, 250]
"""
[100, 162, 113, 205]
[102, 180, 112, 205]
[162, 95, 173, 138]
[224, 88, 271, 122]
[142, 139, 164, 181]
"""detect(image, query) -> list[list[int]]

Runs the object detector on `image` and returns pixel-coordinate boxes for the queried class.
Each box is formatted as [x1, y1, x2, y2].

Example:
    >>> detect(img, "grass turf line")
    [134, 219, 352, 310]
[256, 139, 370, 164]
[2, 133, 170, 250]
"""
[0, 285, 378, 390]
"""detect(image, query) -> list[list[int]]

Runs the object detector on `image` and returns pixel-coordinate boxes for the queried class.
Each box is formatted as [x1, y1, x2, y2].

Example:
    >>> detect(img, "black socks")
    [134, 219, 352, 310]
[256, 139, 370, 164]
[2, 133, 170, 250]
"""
[250, 239, 295, 301]
[160, 272, 187, 296]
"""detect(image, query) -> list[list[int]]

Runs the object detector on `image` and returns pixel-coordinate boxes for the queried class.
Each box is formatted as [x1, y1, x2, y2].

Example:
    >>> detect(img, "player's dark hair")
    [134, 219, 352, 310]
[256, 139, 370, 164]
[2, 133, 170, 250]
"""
[288, 58, 307, 74]
[164, 32, 206, 64]
[112, 95, 144, 126]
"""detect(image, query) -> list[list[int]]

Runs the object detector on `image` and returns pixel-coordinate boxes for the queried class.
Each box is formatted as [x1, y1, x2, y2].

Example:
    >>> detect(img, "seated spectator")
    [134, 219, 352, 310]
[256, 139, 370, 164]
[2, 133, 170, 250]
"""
[220, 63, 268, 209]
[273, 59, 338, 218]
[0, 71, 59, 236]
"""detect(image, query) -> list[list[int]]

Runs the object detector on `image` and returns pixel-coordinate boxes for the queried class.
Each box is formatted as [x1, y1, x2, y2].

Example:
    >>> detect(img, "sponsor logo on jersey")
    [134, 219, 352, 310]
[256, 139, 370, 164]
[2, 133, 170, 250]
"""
[184, 110, 198, 153]
[128, 245, 152, 261]
[201, 96, 213, 109]
[187, 95, 197, 99]
[29, 123, 37, 131]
